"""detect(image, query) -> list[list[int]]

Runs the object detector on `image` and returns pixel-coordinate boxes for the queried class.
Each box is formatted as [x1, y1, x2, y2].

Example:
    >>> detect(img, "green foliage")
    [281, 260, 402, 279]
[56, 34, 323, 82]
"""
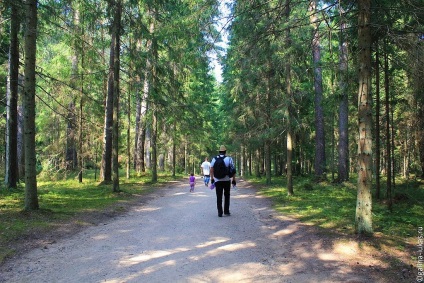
[0, 170, 182, 263]
[249, 175, 424, 241]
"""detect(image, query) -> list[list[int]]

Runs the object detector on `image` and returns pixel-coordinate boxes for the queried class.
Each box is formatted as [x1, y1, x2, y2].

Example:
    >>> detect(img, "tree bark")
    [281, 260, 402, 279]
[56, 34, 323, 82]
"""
[5, 1, 20, 189]
[255, 148, 260, 178]
[384, 41, 392, 210]
[375, 42, 381, 199]
[355, 0, 373, 235]
[134, 71, 141, 170]
[286, 0, 294, 195]
[150, 7, 159, 183]
[172, 126, 176, 177]
[127, 75, 131, 179]
[309, 0, 326, 180]
[265, 61, 272, 185]
[23, 0, 39, 210]
[18, 106, 25, 180]
[112, 0, 122, 192]
[337, 13, 349, 182]
[76, 5, 84, 183]
[67, 4, 79, 172]
[135, 19, 154, 173]
[101, 5, 116, 182]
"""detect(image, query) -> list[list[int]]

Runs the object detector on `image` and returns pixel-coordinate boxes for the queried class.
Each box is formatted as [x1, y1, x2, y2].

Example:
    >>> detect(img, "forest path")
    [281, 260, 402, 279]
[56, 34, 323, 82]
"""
[1, 179, 386, 282]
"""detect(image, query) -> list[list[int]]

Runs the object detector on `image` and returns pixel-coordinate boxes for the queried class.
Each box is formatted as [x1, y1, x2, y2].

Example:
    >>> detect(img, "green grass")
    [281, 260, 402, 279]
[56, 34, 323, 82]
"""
[248, 174, 424, 242]
[0, 170, 183, 263]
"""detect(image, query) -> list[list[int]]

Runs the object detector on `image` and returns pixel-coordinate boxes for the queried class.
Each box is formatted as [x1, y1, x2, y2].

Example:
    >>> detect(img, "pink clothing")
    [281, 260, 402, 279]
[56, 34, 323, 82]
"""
[189, 175, 196, 192]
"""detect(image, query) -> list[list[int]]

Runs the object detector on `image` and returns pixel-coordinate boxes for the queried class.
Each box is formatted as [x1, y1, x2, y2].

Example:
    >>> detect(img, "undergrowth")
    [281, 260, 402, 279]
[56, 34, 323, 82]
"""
[247, 174, 423, 243]
[0, 170, 182, 263]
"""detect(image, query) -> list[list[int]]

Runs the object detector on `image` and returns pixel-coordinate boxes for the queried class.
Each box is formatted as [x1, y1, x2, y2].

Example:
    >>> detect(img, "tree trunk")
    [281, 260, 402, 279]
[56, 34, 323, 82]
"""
[255, 149, 260, 177]
[355, 0, 373, 235]
[172, 128, 176, 177]
[67, 4, 79, 172]
[151, 109, 158, 182]
[112, 0, 122, 192]
[134, 74, 141, 170]
[150, 7, 159, 183]
[375, 42, 381, 199]
[287, 128, 294, 195]
[135, 36, 151, 173]
[127, 74, 131, 179]
[265, 140, 271, 184]
[77, 6, 84, 183]
[309, 0, 326, 180]
[286, 0, 294, 196]
[248, 150, 252, 176]
[384, 41, 392, 210]
[265, 66, 272, 184]
[66, 102, 77, 170]
[337, 13, 349, 182]
[5, 1, 20, 189]
[273, 152, 278, 176]
[78, 87, 83, 183]
[17, 106, 25, 180]
[390, 83, 396, 202]
[101, 9, 115, 182]
[23, 0, 39, 210]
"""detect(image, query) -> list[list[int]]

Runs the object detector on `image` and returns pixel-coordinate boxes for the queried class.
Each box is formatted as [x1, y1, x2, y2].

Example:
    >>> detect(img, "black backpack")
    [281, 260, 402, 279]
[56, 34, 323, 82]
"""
[213, 155, 229, 179]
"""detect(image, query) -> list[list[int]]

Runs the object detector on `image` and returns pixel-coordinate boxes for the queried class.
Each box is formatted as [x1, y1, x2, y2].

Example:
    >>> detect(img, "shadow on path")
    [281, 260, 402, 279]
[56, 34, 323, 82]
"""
[0, 179, 406, 283]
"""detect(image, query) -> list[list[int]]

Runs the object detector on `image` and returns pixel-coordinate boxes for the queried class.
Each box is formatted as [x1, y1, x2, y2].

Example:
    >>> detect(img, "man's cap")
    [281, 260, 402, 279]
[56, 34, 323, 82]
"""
[219, 145, 227, 151]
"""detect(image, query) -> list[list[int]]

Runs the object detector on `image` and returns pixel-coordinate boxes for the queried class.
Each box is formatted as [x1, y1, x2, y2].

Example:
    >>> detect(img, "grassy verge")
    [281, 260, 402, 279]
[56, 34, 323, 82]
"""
[0, 170, 183, 264]
[246, 174, 423, 258]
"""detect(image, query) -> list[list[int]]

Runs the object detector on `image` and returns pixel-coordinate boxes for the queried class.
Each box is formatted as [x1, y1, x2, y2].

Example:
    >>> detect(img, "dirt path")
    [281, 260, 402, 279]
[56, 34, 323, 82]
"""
[0, 179, 404, 282]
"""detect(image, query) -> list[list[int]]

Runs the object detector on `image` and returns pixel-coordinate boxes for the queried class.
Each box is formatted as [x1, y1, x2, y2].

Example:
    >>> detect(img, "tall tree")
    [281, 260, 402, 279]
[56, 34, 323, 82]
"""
[23, 0, 39, 210]
[384, 41, 392, 210]
[66, 2, 80, 172]
[337, 4, 349, 182]
[286, 0, 294, 196]
[355, 0, 373, 235]
[135, 20, 154, 174]
[101, 0, 118, 183]
[148, 4, 158, 183]
[112, 0, 122, 192]
[5, 0, 21, 189]
[374, 41, 381, 199]
[309, 0, 326, 180]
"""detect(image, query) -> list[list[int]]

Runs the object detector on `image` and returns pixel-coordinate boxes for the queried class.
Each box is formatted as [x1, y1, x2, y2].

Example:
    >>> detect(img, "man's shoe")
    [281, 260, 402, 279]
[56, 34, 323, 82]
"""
[224, 212, 231, 216]
[218, 213, 223, 217]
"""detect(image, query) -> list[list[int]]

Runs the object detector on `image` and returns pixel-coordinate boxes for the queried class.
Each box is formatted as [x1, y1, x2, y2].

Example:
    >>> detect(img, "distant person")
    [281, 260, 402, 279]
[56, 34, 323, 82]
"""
[200, 157, 211, 186]
[210, 145, 236, 217]
[189, 173, 196, 192]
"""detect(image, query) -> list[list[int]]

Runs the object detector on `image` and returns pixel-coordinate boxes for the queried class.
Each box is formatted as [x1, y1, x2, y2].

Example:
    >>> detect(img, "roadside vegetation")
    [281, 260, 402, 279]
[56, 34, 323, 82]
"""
[0, 170, 182, 264]
[247, 174, 423, 274]
[250, 175, 423, 239]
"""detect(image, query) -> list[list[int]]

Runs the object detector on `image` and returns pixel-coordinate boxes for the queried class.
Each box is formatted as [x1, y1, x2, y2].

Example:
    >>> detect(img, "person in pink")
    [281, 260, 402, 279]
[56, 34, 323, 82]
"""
[189, 173, 196, 192]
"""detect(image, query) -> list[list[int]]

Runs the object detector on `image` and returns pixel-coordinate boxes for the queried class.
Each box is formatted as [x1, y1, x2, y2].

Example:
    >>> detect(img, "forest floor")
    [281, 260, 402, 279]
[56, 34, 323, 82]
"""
[0, 179, 416, 283]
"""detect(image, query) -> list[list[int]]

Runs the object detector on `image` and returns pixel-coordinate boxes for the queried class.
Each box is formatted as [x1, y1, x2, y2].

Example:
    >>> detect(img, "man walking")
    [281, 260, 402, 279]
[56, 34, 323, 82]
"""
[200, 157, 211, 186]
[210, 145, 236, 217]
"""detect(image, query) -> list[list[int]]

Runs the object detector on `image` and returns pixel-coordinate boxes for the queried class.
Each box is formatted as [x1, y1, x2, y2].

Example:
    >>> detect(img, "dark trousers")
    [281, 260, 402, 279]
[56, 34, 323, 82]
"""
[215, 181, 231, 214]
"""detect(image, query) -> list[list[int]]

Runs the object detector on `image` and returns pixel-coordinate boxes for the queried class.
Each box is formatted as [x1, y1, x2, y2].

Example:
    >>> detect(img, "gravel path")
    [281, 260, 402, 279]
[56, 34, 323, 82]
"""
[0, 179, 381, 283]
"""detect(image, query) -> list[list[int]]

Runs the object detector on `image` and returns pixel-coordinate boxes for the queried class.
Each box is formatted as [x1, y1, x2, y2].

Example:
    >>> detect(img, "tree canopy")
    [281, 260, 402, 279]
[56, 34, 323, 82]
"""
[0, 0, 423, 234]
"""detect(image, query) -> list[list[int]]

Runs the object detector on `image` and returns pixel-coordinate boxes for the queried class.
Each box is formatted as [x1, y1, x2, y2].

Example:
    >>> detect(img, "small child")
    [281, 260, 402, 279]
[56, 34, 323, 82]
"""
[189, 173, 196, 192]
